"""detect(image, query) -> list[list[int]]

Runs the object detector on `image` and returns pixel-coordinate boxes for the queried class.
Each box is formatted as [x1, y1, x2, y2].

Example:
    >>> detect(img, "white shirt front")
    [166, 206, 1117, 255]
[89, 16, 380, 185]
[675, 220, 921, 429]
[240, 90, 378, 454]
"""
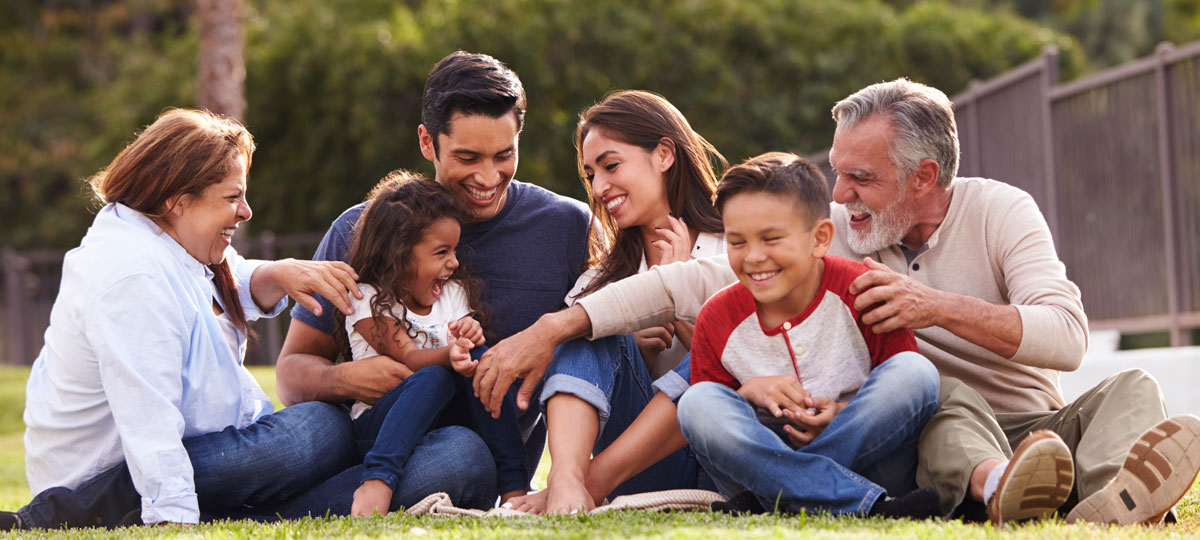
[22, 203, 284, 524]
[344, 281, 471, 418]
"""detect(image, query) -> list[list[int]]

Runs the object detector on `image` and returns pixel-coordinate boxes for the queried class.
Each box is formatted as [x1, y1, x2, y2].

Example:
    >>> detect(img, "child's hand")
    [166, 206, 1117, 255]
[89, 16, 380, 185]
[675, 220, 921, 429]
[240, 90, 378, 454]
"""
[449, 337, 478, 376]
[781, 396, 844, 447]
[737, 376, 810, 417]
[448, 316, 485, 347]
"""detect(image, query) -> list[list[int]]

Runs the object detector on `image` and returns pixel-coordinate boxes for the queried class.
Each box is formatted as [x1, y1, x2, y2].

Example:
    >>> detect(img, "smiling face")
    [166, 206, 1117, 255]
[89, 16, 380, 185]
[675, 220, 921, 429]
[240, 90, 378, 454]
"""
[580, 128, 672, 230]
[161, 154, 252, 266]
[419, 112, 519, 222]
[722, 191, 833, 326]
[402, 216, 462, 315]
[829, 115, 915, 254]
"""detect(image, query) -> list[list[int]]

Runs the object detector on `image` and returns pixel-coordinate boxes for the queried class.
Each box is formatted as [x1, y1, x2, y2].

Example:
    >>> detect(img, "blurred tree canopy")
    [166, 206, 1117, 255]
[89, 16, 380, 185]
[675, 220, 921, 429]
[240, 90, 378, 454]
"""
[2, 0, 1092, 250]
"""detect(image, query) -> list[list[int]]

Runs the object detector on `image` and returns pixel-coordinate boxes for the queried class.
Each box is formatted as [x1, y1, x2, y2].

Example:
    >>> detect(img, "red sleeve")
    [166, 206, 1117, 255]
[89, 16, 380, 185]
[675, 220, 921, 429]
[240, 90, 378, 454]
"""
[824, 256, 920, 368]
[690, 285, 744, 390]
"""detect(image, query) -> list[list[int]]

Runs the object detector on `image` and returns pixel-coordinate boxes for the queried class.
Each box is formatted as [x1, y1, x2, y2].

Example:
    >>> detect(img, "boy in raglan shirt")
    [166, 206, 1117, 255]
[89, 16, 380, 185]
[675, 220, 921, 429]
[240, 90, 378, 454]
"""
[677, 152, 944, 518]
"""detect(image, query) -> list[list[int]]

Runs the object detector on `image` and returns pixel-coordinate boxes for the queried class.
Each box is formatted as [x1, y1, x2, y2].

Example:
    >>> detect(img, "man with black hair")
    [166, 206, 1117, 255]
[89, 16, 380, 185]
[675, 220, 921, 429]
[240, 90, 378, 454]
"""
[274, 51, 590, 514]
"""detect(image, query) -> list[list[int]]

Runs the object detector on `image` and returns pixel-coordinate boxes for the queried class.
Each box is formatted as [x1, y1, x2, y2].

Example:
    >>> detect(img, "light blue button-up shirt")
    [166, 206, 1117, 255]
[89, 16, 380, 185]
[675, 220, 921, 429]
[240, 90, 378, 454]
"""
[23, 203, 285, 524]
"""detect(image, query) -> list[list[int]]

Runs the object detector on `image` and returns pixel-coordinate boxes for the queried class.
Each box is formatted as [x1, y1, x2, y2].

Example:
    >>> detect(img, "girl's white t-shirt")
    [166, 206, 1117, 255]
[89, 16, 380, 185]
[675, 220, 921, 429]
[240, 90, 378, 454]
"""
[343, 280, 472, 418]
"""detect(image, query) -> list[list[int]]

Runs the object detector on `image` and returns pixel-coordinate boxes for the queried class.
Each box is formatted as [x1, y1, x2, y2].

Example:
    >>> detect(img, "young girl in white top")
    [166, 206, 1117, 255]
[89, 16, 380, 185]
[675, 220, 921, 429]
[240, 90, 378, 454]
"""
[338, 171, 526, 516]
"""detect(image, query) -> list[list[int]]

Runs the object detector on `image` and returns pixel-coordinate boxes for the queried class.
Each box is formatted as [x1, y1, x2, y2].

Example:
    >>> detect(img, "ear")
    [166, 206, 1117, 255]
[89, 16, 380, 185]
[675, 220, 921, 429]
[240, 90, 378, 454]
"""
[811, 218, 835, 258]
[418, 124, 437, 162]
[909, 158, 940, 193]
[655, 137, 676, 173]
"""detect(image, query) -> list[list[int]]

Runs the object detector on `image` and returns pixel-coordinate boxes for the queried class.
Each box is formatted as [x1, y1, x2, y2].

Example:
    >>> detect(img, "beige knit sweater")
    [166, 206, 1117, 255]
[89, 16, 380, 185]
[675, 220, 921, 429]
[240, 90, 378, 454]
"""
[577, 178, 1088, 414]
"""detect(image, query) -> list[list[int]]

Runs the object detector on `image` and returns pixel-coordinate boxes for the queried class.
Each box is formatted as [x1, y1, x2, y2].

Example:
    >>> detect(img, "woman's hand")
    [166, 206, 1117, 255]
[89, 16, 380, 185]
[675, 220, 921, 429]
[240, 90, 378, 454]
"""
[448, 316, 485, 347]
[633, 322, 674, 370]
[449, 337, 478, 377]
[650, 215, 693, 265]
[251, 258, 360, 316]
[672, 319, 694, 350]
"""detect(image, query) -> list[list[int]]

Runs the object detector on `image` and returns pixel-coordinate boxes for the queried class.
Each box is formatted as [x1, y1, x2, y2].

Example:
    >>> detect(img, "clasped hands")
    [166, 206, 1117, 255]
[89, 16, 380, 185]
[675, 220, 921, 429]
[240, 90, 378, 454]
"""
[737, 375, 844, 448]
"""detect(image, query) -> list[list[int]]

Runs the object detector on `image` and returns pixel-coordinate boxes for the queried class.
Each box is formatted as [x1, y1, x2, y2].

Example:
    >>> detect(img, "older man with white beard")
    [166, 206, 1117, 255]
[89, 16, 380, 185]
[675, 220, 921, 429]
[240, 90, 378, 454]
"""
[474, 78, 1200, 526]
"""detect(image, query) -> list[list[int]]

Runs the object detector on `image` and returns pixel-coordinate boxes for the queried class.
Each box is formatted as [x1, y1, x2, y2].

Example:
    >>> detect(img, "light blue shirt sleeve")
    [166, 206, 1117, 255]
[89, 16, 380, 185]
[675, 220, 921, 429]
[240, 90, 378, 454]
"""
[88, 272, 200, 525]
[228, 251, 288, 320]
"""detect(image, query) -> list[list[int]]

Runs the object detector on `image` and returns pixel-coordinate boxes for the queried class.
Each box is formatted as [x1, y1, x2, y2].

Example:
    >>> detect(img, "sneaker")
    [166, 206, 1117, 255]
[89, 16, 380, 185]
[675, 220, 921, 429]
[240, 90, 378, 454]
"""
[987, 430, 1074, 526]
[0, 511, 23, 531]
[1066, 415, 1200, 525]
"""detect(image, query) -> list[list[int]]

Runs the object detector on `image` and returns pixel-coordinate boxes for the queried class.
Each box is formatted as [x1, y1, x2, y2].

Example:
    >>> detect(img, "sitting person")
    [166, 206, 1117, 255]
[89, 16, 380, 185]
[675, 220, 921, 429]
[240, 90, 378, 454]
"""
[676, 152, 941, 517]
[1, 109, 366, 530]
[335, 172, 526, 516]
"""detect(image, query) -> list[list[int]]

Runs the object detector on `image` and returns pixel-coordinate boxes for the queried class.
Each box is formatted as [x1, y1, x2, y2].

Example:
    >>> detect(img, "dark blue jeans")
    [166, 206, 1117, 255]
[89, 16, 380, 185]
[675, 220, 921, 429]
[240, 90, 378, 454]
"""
[353, 359, 528, 496]
[17, 401, 356, 528]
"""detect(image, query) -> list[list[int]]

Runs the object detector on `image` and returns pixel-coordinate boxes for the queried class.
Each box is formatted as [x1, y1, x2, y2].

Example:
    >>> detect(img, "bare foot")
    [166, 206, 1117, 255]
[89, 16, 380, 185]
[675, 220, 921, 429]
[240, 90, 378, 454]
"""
[545, 472, 595, 515]
[505, 490, 549, 514]
[351, 479, 393, 517]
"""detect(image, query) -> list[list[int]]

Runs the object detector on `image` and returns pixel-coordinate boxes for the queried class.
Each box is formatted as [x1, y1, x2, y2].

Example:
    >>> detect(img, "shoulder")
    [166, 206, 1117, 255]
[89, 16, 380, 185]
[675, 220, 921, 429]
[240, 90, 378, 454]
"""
[954, 177, 1040, 216]
[697, 282, 755, 327]
[314, 202, 368, 262]
[821, 255, 868, 295]
[511, 181, 589, 221]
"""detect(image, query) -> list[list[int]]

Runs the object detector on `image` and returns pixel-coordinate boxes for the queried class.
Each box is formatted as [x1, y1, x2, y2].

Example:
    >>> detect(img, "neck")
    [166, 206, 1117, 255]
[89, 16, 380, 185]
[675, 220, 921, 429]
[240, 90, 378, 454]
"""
[900, 183, 954, 250]
[758, 257, 824, 329]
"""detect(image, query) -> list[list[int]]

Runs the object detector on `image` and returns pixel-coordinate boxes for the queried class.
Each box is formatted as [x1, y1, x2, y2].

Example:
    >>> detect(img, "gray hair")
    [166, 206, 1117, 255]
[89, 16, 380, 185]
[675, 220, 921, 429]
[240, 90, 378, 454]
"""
[831, 78, 959, 188]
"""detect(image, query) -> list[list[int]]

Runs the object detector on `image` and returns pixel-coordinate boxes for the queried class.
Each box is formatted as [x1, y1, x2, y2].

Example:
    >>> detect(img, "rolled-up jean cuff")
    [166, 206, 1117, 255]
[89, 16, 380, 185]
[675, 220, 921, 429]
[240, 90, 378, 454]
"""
[539, 374, 612, 419]
[652, 371, 689, 403]
[361, 470, 401, 492]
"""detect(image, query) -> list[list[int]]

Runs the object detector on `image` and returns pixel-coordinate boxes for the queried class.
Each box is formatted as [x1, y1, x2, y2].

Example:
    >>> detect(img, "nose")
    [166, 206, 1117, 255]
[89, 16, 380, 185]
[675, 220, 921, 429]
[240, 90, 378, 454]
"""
[447, 251, 459, 270]
[746, 242, 767, 264]
[831, 175, 853, 205]
[592, 174, 611, 199]
[238, 196, 253, 222]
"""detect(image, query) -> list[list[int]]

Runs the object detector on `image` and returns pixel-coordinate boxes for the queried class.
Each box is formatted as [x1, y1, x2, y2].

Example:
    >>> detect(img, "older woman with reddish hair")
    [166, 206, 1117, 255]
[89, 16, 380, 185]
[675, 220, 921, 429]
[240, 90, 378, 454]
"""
[2, 109, 364, 529]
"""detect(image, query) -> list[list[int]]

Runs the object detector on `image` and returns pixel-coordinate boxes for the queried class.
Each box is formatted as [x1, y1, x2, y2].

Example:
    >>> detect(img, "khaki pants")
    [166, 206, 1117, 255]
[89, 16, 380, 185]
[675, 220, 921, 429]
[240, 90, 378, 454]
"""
[917, 370, 1168, 516]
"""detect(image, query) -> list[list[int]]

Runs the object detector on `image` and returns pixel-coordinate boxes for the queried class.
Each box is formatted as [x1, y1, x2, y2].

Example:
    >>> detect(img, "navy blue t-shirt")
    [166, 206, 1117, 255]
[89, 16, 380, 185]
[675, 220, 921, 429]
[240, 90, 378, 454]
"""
[292, 180, 590, 347]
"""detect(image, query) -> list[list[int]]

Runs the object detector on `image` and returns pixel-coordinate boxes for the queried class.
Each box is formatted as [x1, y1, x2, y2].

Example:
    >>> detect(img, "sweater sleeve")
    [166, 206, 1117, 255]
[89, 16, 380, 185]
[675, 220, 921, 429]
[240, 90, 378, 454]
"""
[991, 190, 1088, 371]
[577, 255, 737, 339]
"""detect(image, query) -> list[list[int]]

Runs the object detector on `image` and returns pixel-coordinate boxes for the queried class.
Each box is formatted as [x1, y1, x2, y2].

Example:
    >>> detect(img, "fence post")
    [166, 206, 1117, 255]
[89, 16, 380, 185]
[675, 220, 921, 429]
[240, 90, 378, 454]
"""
[3, 249, 29, 365]
[965, 80, 982, 176]
[1039, 46, 1060, 242]
[258, 231, 283, 363]
[1154, 42, 1185, 346]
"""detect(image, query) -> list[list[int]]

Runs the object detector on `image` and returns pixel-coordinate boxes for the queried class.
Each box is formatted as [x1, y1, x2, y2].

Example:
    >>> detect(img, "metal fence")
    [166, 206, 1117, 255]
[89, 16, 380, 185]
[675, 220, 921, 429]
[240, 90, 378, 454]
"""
[4, 41, 1200, 364]
[810, 42, 1200, 346]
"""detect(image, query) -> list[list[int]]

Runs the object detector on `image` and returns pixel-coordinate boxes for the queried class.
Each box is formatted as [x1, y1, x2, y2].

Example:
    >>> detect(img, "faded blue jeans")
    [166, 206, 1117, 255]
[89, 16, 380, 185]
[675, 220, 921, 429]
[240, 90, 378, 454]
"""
[677, 351, 940, 515]
[539, 334, 710, 497]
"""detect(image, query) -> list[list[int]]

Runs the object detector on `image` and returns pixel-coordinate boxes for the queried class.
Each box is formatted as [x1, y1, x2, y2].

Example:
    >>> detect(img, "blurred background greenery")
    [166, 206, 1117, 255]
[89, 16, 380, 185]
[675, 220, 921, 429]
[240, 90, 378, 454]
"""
[2, 0, 1197, 251]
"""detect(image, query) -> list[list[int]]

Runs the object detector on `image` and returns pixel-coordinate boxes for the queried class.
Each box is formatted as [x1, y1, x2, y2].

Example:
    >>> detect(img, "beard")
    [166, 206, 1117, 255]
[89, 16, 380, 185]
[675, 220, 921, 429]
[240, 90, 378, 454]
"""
[844, 199, 912, 254]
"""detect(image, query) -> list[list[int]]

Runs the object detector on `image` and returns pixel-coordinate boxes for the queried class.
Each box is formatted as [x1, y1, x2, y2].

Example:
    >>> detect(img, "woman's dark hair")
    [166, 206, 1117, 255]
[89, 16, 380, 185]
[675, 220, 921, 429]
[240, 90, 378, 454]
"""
[335, 170, 488, 357]
[422, 51, 526, 157]
[575, 90, 726, 298]
[87, 108, 256, 333]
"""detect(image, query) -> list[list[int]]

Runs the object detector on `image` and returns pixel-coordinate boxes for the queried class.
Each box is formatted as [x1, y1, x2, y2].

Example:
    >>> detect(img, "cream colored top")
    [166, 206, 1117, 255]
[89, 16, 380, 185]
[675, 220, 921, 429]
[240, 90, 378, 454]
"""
[577, 178, 1087, 414]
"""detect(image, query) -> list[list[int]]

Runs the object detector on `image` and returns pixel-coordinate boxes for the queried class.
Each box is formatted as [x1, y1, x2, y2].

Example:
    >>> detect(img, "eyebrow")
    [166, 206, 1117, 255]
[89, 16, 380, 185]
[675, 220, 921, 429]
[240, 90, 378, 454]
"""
[592, 150, 618, 165]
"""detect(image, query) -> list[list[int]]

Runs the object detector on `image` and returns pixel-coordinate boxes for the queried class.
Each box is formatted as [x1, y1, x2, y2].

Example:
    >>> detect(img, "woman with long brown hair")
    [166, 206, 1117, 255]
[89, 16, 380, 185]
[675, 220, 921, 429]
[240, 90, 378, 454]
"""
[4, 109, 364, 529]
[523, 90, 727, 513]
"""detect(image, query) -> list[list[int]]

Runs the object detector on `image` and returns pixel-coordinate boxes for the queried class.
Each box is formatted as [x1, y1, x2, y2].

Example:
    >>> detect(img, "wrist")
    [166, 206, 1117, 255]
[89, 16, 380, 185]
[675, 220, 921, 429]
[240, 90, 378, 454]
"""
[539, 305, 589, 344]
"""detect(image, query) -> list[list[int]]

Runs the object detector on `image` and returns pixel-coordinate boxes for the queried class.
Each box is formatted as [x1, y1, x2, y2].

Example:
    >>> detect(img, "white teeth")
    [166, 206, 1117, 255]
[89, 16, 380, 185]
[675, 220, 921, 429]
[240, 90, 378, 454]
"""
[220, 228, 235, 238]
[749, 271, 778, 281]
[465, 186, 497, 200]
[605, 195, 627, 211]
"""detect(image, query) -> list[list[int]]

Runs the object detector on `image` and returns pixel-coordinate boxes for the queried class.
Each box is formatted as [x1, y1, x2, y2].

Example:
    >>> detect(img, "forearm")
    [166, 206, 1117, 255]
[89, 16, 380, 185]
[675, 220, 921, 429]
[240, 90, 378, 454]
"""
[275, 351, 349, 406]
[248, 261, 288, 312]
[935, 290, 1022, 360]
[535, 304, 593, 347]
[577, 256, 734, 339]
[584, 393, 687, 503]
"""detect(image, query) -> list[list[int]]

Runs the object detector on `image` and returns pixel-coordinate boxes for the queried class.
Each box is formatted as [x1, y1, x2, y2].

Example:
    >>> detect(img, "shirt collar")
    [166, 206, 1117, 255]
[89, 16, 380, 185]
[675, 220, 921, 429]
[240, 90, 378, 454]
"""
[105, 203, 212, 279]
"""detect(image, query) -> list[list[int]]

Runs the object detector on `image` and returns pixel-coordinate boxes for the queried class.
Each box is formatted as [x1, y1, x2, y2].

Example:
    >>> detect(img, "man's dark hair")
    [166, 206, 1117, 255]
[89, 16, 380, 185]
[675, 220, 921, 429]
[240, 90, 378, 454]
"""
[715, 152, 830, 226]
[422, 51, 526, 156]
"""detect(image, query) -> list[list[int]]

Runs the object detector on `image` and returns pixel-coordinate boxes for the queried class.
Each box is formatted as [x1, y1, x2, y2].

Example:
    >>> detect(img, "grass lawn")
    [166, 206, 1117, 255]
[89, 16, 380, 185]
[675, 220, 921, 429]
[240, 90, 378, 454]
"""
[1, 364, 1198, 539]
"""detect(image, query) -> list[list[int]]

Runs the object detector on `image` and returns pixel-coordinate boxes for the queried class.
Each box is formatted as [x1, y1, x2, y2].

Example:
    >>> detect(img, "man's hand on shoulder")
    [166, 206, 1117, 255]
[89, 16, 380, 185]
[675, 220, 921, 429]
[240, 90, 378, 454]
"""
[850, 257, 945, 333]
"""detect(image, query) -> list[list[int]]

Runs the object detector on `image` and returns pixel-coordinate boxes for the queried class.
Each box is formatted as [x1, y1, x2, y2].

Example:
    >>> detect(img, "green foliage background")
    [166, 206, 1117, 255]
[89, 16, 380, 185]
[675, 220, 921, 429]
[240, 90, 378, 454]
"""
[0, 0, 1100, 250]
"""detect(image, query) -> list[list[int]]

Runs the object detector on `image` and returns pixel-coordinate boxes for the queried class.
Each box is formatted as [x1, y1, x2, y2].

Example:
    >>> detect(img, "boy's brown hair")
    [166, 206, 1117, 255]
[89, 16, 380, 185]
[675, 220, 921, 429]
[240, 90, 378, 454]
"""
[714, 152, 830, 227]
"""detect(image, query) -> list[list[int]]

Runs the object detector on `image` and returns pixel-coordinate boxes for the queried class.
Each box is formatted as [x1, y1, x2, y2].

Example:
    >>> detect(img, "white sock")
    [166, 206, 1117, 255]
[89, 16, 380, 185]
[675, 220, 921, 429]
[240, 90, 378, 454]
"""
[982, 461, 1009, 504]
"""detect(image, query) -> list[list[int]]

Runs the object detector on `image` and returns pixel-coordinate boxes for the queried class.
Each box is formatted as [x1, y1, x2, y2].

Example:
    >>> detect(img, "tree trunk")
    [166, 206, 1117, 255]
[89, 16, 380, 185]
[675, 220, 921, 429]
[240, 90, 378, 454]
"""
[196, 0, 245, 121]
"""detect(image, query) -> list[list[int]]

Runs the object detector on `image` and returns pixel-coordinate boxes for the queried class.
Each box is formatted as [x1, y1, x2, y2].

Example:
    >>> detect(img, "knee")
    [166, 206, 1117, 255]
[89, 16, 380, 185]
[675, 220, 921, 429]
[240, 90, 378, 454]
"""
[881, 352, 940, 404]
[677, 382, 734, 443]
[1106, 368, 1163, 398]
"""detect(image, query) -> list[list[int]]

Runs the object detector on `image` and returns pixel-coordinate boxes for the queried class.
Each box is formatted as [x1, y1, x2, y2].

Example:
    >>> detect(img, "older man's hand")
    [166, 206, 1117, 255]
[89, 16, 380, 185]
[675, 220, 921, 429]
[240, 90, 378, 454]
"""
[474, 324, 555, 417]
[850, 257, 945, 334]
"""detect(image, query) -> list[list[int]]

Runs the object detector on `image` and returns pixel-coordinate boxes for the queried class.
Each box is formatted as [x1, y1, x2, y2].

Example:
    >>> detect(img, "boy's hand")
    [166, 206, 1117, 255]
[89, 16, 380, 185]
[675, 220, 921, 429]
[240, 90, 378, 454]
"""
[737, 376, 809, 417]
[448, 317, 485, 347]
[449, 337, 478, 376]
[781, 396, 844, 447]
